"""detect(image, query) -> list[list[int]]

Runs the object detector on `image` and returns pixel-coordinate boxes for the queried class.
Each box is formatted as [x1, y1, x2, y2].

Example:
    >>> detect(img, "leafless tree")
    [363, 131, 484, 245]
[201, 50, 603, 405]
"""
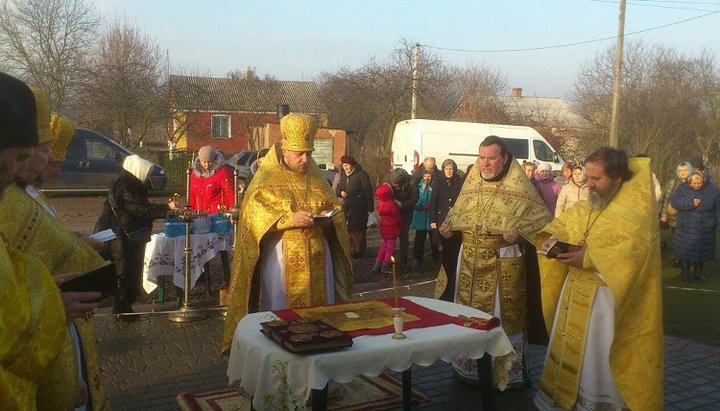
[572, 41, 719, 181]
[227, 67, 281, 150]
[319, 40, 457, 180]
[0, 0, 98, 110]
[73, 17, 166, 148]
[450, 64, 508, 124]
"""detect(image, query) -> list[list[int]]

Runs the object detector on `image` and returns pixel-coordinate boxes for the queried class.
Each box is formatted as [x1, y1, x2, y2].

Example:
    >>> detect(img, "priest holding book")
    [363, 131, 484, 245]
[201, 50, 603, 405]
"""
[222, 113, 353, 354]
[534, 148, 663, 411]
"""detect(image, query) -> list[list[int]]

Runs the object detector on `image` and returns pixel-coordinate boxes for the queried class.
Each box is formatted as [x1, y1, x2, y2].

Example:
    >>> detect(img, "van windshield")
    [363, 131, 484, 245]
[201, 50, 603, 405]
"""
[499, 137, 528, 160]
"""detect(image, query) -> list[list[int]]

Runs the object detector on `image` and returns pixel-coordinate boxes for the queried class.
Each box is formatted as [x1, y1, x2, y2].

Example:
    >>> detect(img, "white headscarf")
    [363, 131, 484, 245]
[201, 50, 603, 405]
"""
[122, 154, 154, 182]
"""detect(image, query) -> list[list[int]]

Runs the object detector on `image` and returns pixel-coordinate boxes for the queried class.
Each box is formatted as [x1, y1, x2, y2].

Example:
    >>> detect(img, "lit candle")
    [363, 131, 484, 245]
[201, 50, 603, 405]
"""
[390, 256, 398, 307]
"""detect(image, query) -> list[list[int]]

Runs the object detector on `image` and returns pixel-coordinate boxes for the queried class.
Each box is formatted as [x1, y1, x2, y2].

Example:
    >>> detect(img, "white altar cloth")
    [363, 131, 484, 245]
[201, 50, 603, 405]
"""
[227, 296, 515, 410]
[142, 232, 232, 294]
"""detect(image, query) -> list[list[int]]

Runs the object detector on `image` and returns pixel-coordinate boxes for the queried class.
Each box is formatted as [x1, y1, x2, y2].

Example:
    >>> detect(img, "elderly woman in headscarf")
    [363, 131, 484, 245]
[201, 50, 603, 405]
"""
[336, 155, 373, 258]
[189, 145, 235, 213]
[670, 170, 720, 282]
[95, 155, 176, 317]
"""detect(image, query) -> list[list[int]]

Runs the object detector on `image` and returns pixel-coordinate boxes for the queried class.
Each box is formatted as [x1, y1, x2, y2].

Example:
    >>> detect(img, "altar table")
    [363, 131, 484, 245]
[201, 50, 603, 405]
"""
[227, 296, 515, 410]
[141, 232, 232, 294]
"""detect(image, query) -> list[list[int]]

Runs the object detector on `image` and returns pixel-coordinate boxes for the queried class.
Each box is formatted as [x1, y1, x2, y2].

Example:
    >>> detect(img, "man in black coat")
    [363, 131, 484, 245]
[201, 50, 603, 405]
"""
[336, 155, 374, 257]
[387, 168, 416, 272]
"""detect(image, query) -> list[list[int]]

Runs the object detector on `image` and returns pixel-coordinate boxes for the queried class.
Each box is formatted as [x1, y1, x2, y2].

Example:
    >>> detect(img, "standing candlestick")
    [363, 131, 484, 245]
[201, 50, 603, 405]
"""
[390, 256, 399, 307]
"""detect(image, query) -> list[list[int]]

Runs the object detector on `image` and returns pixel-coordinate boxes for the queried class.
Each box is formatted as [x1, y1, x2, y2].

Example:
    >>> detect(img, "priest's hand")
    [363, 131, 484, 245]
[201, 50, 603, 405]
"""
[502, 231, 520, 244]
[60, 291, 101, 322]
[439, 222, 453, 238]
[80, 235, 104, 251]
[292, 209, 314, 227]
[556, 248, 585, 268]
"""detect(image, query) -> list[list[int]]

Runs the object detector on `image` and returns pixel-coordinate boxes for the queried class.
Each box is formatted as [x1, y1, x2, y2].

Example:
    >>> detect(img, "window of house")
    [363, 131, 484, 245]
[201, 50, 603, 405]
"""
[211, 115, 231, 138]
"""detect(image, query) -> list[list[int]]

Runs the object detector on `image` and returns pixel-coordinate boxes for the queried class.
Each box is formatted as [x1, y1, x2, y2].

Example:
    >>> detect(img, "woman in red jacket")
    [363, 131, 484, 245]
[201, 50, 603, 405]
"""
[373, 183, 404, 274]
[189, 145, 235, 212]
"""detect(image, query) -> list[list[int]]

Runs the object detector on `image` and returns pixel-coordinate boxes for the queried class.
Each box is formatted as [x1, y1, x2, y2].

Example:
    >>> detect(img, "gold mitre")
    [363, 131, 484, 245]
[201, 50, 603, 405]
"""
[280, 113, 317, 152]
[29, 86, 55, 145]
[49, 113, 76, 161]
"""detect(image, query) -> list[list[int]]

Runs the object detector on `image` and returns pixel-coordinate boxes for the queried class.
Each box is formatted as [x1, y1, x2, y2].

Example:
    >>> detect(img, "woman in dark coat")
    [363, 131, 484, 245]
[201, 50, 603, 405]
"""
[336, 155, 374, 258]
[429, 159, 464, 301]
[95, 155, 175, 318]
[670, 170, 720, 282]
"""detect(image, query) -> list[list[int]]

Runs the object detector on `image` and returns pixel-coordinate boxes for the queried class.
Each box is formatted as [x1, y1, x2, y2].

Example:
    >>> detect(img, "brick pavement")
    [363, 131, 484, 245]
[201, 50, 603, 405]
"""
[95, 280, 720, 410]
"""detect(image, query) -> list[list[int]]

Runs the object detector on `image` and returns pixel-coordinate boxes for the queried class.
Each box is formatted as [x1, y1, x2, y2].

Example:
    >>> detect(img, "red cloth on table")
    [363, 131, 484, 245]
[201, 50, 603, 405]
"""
[272, 297, 501, 338]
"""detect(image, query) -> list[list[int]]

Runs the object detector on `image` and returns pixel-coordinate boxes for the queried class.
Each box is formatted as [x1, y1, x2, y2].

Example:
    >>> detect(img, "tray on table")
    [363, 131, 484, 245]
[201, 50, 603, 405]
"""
[260, 318, 353, 354]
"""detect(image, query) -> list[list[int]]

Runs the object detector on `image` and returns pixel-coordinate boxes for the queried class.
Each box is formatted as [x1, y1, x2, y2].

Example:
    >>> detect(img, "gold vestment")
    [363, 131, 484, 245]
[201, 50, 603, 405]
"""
[439, 158, 551, 335]
[223, 142, 353, 353]
[0, 242, 66, 410]
[0, 185, 107, 410]
[536, 157, 663, 410]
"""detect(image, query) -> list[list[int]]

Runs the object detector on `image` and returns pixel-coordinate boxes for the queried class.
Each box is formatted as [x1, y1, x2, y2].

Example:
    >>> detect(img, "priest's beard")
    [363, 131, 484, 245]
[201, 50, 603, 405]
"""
[588, 181, 621, 210]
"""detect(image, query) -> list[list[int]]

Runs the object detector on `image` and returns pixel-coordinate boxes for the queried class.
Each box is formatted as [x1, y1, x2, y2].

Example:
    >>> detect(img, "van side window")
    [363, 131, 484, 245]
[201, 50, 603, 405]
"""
[533, 140, 554, 162]
[500, 138, 529, 160]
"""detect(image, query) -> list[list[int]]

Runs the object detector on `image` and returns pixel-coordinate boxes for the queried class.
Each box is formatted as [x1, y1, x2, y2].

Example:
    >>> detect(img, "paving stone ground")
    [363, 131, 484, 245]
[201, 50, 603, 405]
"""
[48, 197, 720, 410]
[95, 280, 720, 410]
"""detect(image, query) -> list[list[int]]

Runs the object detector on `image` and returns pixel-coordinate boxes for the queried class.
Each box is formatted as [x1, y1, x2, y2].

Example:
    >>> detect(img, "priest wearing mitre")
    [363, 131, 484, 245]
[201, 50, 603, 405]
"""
[222, 113, 353, 353]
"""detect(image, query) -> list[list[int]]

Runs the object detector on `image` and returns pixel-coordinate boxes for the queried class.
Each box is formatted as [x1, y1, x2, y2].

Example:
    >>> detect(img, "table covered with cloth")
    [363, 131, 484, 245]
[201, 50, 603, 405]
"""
[226, 296, 516, 410]
[142, 232, 232, 294]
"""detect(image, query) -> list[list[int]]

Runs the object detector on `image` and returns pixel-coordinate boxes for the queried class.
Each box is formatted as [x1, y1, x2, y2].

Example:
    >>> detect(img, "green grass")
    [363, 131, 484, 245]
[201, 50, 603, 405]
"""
[660, 229, 720, 346]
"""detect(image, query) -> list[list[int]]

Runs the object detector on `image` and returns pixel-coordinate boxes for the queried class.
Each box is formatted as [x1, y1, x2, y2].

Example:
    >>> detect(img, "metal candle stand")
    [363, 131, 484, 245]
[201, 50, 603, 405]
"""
[167, 209, 208, 323]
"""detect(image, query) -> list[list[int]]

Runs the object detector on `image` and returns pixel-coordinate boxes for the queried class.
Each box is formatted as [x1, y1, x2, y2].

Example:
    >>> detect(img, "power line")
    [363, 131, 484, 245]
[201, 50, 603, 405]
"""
[589, 0, 720, 12]
[421, 10, 719, 53]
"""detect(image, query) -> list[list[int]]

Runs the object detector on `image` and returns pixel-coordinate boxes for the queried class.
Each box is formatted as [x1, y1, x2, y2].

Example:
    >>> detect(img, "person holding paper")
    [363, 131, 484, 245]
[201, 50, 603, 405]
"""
[0, 72, 94, 410]
[437, 135, 551, 387]
[222, 113, 353, 353]
[0, 84, 110, 409]
[534, 148, 663, 410]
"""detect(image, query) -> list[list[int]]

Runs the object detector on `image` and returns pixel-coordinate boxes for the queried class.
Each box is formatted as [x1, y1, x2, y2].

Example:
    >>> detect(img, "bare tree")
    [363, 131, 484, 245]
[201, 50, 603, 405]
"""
[0, 0, 98, 110]
[572, 41, 717, 181]
[227, 67, 281, 150]
[73, 17, 165, 148]
[450, 64, 508, 124]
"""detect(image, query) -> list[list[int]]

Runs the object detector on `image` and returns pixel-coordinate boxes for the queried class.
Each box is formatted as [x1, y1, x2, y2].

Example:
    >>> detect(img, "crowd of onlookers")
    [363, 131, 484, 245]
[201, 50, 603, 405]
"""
[335, 154, 719, 281]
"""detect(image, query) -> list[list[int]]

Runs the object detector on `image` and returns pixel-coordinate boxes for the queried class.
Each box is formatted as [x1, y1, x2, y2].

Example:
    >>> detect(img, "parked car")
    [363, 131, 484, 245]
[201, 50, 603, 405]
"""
[42, 128, 167, 193]
[226, 150, 257, 191]
[228, 149, 335, 189]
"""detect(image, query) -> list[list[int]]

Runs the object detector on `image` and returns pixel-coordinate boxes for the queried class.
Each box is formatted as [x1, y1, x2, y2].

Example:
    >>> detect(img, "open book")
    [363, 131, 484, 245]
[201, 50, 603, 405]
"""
[59, 260, 118, 300]
[537, 236, 581, 258]
[313, 208, 343, 220]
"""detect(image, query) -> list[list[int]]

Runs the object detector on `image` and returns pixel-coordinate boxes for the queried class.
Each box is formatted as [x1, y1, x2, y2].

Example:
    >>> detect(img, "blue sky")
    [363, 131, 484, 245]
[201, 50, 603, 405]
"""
[93, 0, 719, 98]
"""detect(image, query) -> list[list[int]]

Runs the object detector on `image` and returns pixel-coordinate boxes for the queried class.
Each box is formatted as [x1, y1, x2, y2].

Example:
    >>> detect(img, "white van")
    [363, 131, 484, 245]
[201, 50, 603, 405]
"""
[391, 119, 564, 173]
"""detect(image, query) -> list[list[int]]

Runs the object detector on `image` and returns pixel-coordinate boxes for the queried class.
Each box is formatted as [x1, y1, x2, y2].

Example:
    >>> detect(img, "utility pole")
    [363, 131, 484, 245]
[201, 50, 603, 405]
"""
[411, 43, 419, 119]
[609, 0, 626, 148]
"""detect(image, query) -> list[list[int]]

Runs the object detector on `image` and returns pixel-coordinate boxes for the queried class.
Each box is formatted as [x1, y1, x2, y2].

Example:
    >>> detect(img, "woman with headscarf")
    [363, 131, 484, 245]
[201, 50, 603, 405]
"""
[670, 170, 720, 282]
[554, 164, 589, 217]
[189, 145, 235, 213]
[429, 159, 464, 301]
[95, 155, 176, 317]
[336, 155, 373, 258]
[535, 161, 561, 215]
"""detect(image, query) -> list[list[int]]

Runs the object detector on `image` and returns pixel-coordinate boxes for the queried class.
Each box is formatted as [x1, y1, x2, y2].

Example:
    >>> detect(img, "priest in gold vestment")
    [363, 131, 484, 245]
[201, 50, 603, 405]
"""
[0, 72, 68, 410]
[438, 135, 551, 387]
[534, 148, 663, 411]
[223, 114, 353, 353]
[0, 87, 107, 410]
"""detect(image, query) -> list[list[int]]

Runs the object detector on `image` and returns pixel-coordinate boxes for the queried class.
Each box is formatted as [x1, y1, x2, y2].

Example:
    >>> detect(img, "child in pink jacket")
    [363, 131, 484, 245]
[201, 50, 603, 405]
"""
[373, 183, 404, 273]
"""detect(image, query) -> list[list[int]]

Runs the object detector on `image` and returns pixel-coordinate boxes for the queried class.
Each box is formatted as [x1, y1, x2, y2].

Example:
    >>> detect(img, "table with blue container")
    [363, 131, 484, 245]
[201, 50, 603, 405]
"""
[142, 214, 233, 301]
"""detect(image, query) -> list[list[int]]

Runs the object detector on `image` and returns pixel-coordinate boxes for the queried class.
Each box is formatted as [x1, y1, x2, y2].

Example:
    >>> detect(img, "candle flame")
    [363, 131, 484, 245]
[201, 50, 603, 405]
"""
[390, 256, 395, 263]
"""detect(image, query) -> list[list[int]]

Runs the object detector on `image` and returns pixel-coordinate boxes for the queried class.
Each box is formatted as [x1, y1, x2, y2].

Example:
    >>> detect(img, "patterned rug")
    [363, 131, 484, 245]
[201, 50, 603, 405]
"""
[176, 373, 428, 411]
